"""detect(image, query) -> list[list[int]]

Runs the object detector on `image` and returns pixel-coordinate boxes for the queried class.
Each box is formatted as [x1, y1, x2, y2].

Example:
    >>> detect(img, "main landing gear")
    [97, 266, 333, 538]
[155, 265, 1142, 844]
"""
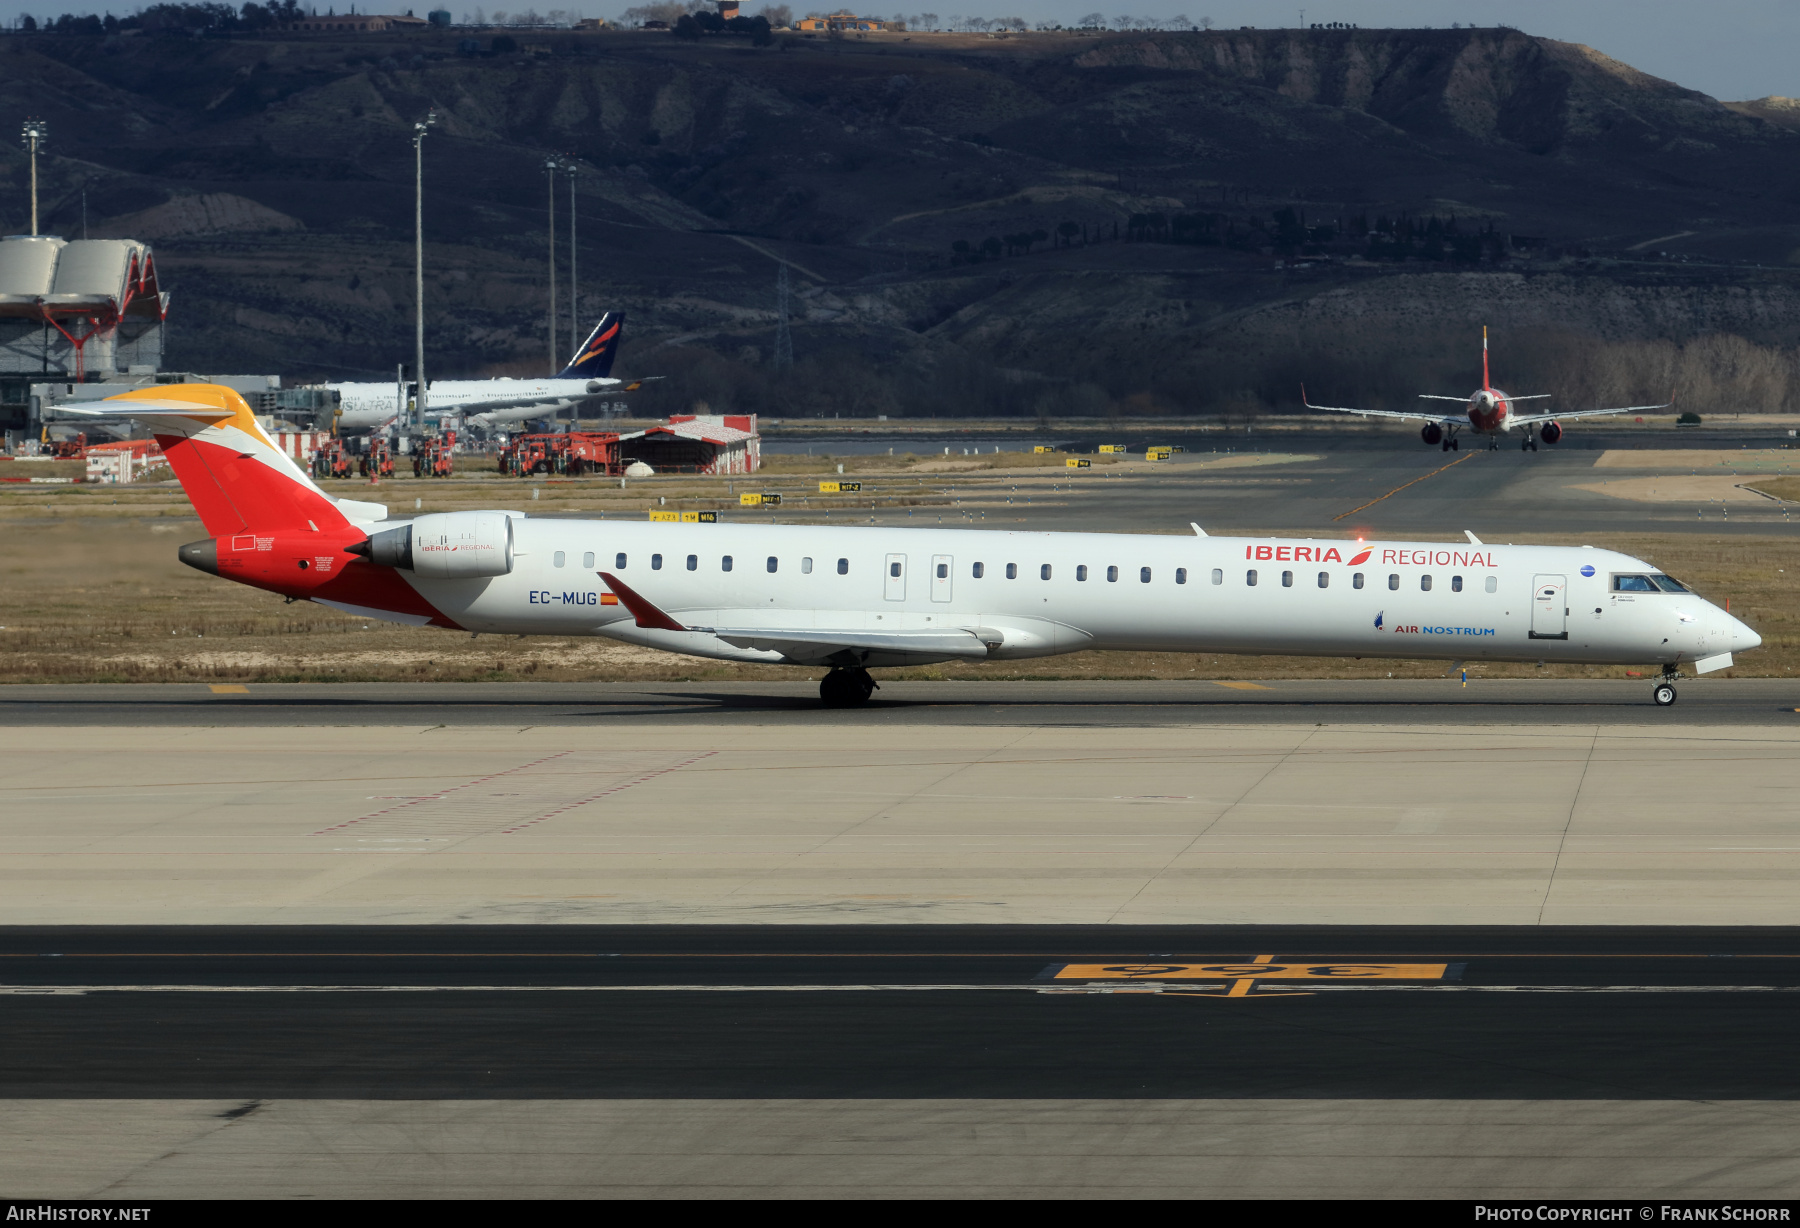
[1653, 667, 1679, 707]
[820, 667, 878, 708]
[1520, 427, 1539, 453]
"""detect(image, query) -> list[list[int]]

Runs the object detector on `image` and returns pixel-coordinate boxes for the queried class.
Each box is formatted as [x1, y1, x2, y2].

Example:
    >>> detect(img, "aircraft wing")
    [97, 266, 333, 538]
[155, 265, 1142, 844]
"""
[1302, 387, 1461, 425]
[711, 628, 989, 659]
[1510, 401, 1671, 427]
[597, 570, 989, 663]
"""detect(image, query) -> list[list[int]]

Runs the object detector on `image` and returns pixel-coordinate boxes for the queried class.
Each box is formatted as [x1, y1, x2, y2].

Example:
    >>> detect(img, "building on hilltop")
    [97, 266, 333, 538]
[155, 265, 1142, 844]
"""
[793, 12, 902, 32]
[284, 11, 430, 32]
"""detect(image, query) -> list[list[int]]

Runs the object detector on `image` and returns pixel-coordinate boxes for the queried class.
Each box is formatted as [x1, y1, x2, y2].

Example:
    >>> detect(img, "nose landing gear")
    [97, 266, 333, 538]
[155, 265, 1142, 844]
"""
[1652, 667, 1679, 706]
[820, 667, 878, 707]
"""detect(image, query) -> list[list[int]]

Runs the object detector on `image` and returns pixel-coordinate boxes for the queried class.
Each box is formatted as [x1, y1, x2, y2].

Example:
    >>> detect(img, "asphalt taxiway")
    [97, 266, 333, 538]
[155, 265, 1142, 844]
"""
[779, 437, 1800, 537]
[1, 678, 1793, 726]
[7, 925, 1800, 1198]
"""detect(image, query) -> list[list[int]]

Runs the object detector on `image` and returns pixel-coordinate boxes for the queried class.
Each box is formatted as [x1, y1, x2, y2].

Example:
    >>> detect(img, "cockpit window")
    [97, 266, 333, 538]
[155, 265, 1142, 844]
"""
[1613, 575, 1658, 592]
[1650, 574, 1689, 593]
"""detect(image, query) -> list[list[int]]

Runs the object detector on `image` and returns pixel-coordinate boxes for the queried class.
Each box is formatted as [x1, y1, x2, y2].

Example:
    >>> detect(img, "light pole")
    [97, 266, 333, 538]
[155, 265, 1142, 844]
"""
[20, 119, 47, 237]
[545, 157, 558, 375]
[412, 110, 437, 431]
[565, 158, 580, 356]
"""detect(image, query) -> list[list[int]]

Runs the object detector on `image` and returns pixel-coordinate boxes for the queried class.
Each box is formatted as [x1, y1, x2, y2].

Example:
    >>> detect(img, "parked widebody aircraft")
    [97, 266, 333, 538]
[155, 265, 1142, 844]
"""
[329, 312, 632, 433]
[77, 384, 1757, 708]
[1304, 327, 1670, 452]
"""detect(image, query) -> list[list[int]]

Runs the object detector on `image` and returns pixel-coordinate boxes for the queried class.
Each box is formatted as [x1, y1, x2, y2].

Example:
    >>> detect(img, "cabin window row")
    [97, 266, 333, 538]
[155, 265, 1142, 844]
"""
[548, 551, 1494, 596]
[970, 562, 1188, 584]
[1235, 569, 1498, 593]
[554, 552, 852, 575]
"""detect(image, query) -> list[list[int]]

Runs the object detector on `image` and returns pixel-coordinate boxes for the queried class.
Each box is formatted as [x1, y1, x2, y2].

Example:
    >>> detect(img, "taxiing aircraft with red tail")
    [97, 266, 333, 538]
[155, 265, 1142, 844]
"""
[1303, 327, 1669, 452]
[68, 382, 1756, 709]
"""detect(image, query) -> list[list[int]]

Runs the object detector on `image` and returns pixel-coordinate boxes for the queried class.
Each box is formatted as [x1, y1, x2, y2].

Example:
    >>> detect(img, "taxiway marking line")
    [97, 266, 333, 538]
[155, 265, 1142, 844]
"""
[1212, 681, 1272, 691]
[1229, 952, 1276, 996]
[4, 983, 1798, 996]
[206, 685, 248, 694]
[1332, 450, 1477, 521]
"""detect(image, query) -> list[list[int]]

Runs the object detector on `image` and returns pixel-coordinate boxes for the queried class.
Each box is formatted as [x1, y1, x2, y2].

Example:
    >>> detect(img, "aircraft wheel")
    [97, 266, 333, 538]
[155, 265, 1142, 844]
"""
[1653, 683, 1677, 707]
[1440, 441, 1449, 452]
[820, 669, 875, 708]
[1451, 438, 1459, 450]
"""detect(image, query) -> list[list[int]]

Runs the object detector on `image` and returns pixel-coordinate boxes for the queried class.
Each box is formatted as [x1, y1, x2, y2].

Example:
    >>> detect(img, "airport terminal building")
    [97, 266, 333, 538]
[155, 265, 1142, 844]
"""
[0, 234, 168, 432]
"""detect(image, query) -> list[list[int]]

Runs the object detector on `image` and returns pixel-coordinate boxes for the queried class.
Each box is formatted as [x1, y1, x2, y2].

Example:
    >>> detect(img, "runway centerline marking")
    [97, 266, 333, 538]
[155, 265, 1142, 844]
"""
[1332, 450, 1478, 521]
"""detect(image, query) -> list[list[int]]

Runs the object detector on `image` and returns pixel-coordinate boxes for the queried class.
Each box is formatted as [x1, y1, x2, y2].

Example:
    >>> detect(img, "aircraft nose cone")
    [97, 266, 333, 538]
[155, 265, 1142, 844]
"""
[1733, 615, 1762, 652]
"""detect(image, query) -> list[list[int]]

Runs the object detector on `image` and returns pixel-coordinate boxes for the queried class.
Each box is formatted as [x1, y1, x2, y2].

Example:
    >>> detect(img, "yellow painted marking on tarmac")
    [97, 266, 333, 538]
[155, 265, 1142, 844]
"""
[1054, 961, 1450, 982]
[1228, 952, 1276, 997]
[208, 684, 249, 694]
[1212, 681, 1271, 691]
[1332, 450, 1477, 521]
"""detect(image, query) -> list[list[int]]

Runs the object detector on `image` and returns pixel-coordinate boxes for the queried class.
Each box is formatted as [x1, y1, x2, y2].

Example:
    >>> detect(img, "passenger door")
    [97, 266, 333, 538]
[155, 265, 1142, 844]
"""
[931, 554, 953, 603]
[1530, 574, 1567, 640]
[884, 553, 907, 602]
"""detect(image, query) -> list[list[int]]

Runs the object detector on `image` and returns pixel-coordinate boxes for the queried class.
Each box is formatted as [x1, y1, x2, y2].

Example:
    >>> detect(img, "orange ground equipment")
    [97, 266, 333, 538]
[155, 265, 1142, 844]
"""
[359, 436, 395, 479]
[413, 431, 456, 478]
[498, 430, 621, 477]
[311, 438, 354, 479]
[42, 430, 87, 459]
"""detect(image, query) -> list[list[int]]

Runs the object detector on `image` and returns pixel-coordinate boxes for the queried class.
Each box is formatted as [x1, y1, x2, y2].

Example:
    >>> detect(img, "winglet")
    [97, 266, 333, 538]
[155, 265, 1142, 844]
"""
[598, 571, 686, 631]
[1464, 530, 1483, 545]
[1190, 522, 1207, 537]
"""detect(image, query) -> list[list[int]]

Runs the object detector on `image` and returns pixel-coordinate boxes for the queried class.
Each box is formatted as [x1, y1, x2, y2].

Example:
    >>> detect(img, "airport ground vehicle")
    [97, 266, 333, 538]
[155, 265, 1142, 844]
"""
[41, 430, 87, 459]
[413, 431, 456, 478]
[359, 436, 395, 480]
[1303, 327, 1669, 452]
[79, 384, 1760, 708]
[311, 438, 354, 479]
[498, 431, 620, 477]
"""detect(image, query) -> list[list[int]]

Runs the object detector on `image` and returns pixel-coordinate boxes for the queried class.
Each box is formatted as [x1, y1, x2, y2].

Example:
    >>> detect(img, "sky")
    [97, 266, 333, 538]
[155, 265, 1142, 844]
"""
[0, 1, 1789, 102]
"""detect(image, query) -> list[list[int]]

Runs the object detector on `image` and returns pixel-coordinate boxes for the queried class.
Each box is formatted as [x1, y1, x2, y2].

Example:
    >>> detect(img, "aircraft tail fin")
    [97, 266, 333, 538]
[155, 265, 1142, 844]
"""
[1482, 325, 1491, 391]
[557, 311, 624, 379]
[65, 384, 373, 537]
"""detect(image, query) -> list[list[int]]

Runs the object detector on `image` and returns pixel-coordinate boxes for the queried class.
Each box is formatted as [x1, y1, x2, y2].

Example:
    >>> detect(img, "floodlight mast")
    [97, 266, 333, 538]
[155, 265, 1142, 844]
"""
[20, 120, 47, 237]
[565, 158, 579, 356]
[412, 110, 436, 431]
[546, 157, 558, 375]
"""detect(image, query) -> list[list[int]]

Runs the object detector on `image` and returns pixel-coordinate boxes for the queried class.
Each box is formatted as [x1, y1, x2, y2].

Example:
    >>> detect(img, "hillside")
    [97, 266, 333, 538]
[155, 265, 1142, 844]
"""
[3, 23, 1799, 416]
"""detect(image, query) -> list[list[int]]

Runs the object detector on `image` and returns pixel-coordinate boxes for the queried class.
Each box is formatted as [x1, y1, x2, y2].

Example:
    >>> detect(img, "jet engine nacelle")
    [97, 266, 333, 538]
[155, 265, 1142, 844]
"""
[1420, 423, 1444, 446]
[1539, 421, 1562, 445]
[353, 510, 515, 579]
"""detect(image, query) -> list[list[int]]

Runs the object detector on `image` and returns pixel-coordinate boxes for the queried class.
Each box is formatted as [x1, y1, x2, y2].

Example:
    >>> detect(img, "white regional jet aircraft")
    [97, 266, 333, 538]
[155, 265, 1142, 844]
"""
[1303, 327, 1670, 452]
[329, 313, 633, 433]
[79, 384, 1758, 708]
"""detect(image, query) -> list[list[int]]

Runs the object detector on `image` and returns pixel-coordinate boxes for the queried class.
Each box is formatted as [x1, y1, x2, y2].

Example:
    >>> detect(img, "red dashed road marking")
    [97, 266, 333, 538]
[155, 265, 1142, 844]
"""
[500, 750, 717, 834]
[309, 752, 572, 835]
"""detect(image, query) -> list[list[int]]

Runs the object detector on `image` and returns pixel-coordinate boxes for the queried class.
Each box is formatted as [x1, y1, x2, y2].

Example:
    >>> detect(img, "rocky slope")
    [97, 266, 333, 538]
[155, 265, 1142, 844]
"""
[0, 24, 1795, 414]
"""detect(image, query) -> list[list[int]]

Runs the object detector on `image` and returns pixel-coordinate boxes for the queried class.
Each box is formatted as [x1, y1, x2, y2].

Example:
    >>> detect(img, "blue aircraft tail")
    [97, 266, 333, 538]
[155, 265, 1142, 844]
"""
[557, 312, 624, 379]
